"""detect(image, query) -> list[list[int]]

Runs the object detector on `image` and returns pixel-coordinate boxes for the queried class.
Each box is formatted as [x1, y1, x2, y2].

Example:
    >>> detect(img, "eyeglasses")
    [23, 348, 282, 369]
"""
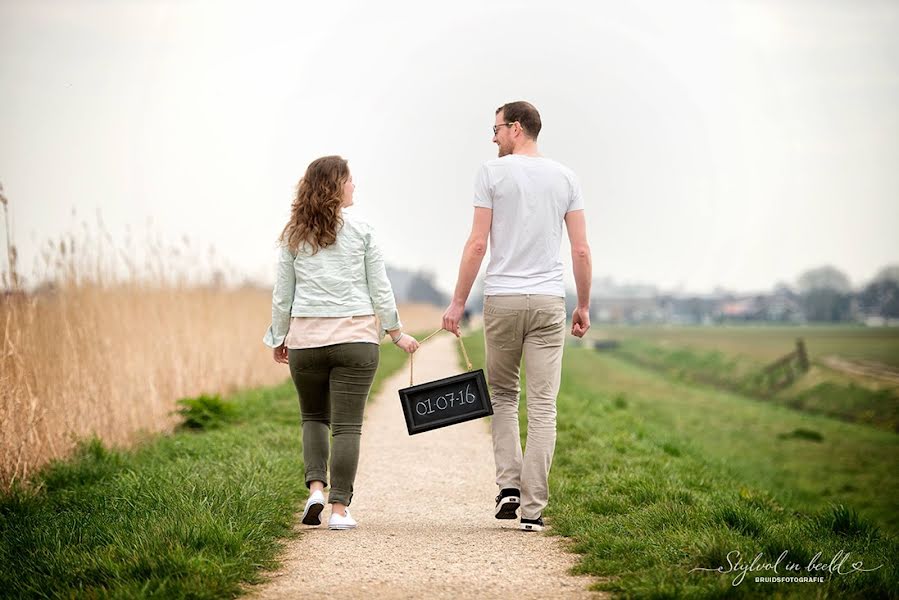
[492, 122, 516, 135]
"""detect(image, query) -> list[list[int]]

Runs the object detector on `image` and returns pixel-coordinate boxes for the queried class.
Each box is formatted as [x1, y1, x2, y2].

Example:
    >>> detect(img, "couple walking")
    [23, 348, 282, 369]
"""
[264, 101, 592, 532]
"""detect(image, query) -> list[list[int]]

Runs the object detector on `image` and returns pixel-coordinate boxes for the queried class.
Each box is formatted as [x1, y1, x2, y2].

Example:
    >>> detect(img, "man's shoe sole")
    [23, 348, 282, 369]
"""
[301, 502, 324, 526]
[520, 522, 544, 532]
[495, 496, 520, 519]
[329, 523, 357, 530]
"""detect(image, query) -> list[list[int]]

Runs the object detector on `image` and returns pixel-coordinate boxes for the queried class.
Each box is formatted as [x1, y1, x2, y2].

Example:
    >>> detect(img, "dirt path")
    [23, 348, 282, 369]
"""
[249, 334, 604, 599]
[819, 355, 899, 386]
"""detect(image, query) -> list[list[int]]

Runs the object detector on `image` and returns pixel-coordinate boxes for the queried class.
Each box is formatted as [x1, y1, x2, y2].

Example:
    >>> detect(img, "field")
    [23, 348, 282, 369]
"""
[462, 330, 899, 598]
[590, 324, 899, 368]
[585, 325, 899, 432]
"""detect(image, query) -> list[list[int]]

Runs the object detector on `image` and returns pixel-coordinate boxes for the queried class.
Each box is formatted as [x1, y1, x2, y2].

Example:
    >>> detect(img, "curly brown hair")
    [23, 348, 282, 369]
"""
[280, 155, 349, 254]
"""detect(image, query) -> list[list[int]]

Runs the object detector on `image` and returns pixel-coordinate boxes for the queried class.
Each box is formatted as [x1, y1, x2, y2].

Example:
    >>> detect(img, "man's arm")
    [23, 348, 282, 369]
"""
[565, 209, 592, 337]
[442, 207, 492, 335]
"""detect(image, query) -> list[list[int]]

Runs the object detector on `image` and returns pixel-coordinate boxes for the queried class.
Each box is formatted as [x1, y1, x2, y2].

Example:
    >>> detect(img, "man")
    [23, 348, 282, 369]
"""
[443, 101, 592, 532]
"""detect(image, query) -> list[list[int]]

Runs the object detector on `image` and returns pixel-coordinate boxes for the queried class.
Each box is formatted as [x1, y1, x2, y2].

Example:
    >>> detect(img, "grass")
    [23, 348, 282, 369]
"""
[592, 324, 899, 367]
[0, 341, 408, 599]
[784, 381, 898, 430]
[608, 337, 899, 432]
[175, 394, 240, 430]
[462, 331, 899, 598]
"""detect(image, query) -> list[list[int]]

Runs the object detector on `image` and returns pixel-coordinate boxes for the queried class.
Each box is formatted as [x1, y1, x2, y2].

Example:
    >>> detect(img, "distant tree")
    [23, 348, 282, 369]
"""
[671, 297, 707, 324]
[858, 279, 899, 318]
[406, 271, 447, 305]
[797, 265, 851, 294]
[386, 266, 414, 302]
[772, 281, 797, 298]
[873, 264, 899, 284]
[801, 289, 851, 321]
[796, 266, 852, 322]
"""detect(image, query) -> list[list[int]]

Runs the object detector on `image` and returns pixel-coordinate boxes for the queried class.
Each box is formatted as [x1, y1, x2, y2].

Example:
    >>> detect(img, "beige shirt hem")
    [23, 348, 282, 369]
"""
[285, 315, 381, 349]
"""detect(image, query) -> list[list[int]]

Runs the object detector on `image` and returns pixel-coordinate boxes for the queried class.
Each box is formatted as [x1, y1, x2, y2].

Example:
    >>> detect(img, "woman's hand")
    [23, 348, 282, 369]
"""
[395, 334, 420, 354]
[273, 344, 289, 364]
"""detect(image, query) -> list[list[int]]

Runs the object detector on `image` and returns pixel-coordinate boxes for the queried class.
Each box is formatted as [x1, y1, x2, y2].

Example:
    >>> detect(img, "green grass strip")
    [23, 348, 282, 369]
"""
[462, 332, 898, 599]
[0, 342, 408, 599]
[611, 338, 899, 432]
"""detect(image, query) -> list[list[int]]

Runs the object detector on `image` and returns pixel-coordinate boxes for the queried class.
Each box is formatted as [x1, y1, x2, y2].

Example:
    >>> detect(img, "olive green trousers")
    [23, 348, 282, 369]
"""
[288, 342, 379, 507]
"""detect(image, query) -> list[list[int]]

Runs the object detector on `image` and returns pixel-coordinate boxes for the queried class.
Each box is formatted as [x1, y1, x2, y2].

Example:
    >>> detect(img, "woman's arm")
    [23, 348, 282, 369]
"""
[263, 245, 296, 349]
[363, 226, 401, 335]
[363, 227, 419, 353]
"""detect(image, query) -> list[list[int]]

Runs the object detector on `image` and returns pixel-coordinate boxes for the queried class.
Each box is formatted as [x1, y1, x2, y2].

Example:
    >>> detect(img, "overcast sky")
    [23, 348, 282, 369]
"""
[1, 0, 897, 295]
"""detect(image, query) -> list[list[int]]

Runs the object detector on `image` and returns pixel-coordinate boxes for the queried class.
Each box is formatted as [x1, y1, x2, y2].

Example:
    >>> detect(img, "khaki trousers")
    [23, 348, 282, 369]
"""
[483, 294, 566, 519]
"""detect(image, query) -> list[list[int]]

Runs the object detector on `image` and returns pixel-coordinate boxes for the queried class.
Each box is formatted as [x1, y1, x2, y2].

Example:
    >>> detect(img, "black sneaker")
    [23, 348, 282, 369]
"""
[520, 516, 544, 531]
[494, 488, 520, 519]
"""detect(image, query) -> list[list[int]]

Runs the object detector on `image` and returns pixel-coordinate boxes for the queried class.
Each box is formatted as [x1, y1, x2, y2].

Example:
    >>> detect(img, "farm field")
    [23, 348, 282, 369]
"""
[584, 325, 899, 432]
[463, 331, 898, 597]
[590, 324, 899, 368]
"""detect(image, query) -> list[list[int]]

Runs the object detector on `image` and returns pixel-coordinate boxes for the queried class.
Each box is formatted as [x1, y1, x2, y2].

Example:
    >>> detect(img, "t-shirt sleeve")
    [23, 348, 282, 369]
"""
[473, 164, 492, 208]
[566, 170, 585, 213]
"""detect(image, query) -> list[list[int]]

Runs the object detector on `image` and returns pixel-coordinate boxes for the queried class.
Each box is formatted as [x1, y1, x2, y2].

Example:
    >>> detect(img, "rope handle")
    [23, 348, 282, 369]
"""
[408, 328, 473, 387]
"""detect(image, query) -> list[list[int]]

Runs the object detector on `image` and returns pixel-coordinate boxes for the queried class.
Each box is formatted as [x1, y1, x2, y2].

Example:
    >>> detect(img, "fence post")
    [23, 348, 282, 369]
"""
[796, 338, 810, 372]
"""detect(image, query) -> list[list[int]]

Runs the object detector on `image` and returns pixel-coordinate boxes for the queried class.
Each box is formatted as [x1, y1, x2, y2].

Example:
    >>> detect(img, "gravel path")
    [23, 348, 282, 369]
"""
[249, 335, 605, 599]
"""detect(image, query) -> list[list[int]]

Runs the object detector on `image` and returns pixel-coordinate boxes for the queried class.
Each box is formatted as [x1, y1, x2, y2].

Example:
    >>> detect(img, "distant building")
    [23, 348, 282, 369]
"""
[593, 296, 666, 323]
[719, 297, 760, 319]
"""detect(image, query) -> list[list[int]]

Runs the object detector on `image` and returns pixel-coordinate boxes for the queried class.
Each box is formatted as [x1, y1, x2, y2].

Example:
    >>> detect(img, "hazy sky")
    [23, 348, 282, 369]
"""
[1, 0, 897, 295]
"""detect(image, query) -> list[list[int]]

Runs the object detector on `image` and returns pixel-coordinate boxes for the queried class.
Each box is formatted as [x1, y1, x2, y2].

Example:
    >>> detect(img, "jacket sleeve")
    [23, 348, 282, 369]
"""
[363, 225, 402, 333]
[263, 245, 296, 348]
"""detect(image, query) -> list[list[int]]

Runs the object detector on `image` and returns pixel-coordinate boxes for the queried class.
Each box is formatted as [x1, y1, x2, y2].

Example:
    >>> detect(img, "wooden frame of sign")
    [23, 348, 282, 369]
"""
[398, 369, 492, 435]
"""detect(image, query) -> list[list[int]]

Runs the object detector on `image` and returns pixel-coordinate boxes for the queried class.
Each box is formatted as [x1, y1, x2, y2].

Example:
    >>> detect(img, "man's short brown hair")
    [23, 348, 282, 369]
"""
[496, 101, 542, 140]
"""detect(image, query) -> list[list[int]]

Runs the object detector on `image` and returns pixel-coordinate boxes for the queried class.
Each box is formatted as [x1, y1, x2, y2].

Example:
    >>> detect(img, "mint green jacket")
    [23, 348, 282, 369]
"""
[263, 211, 401, 348]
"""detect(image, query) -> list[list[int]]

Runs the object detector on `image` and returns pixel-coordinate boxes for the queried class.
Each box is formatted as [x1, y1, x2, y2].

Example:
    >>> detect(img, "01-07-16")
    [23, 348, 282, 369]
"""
[415, 384, 476, 416]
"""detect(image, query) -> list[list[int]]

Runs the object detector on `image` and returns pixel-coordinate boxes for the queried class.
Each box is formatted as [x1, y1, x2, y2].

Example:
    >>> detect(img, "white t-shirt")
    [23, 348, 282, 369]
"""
[473, 154, 584, 297]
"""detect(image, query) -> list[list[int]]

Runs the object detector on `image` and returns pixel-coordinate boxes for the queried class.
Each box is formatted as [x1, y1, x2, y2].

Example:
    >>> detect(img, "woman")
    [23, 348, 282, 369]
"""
[264, 155, 419, 530]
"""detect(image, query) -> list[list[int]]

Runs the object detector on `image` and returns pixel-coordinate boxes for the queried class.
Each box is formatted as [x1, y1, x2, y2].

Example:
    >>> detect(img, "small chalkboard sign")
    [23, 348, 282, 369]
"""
[398, 370, 492, 435]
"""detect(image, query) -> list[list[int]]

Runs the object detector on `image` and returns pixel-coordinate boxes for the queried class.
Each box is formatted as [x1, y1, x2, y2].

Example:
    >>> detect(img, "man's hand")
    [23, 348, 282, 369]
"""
[571, 307, 590, 338]
[442, 301, 465, 337]
[273, 344, 289, 364]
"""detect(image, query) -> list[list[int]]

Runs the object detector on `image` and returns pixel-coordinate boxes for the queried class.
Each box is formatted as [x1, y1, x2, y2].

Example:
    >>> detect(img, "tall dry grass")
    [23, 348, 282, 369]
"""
[1, 285, 287, 489]
[0, 184, 448, 490]
[0, 186, 287, 489]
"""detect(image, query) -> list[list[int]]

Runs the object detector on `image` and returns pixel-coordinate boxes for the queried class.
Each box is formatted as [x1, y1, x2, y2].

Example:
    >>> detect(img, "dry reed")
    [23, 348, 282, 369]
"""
[0, 186, 284, 489]
[0, 186, 445, 490]
[1, 285, 287, 491]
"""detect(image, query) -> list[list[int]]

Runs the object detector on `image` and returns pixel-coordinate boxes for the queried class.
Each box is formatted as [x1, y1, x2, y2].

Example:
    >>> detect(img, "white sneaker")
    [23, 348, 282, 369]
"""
[328, 508, 357, 530]
[301, 490, 325, 526]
